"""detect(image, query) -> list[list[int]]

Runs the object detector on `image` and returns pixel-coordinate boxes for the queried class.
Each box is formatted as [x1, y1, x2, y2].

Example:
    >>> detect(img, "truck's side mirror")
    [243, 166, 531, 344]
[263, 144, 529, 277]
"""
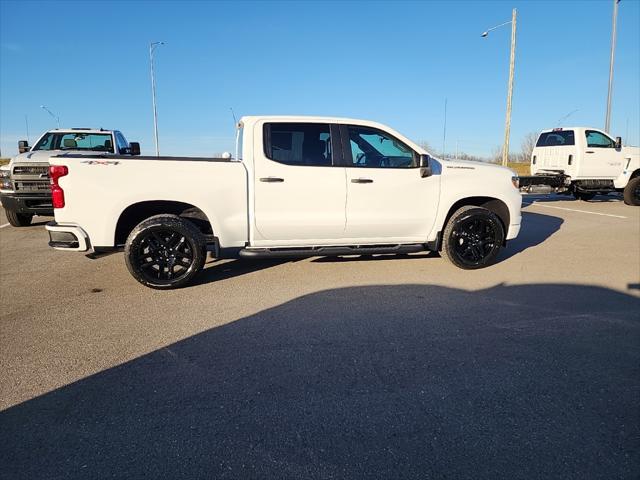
[129, 142, 141, 156]
[419, 154, 432, 178]
[18, 140, 29, 154]
[615, 137, 622, 149]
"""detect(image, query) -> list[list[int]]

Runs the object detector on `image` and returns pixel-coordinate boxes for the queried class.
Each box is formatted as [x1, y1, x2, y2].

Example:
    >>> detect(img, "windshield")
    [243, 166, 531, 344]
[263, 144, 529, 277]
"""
[32, 132, 114, 153]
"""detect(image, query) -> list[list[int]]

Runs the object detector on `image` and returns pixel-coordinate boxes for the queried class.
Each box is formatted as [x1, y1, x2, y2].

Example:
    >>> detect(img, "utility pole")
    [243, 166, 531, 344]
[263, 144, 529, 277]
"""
[482, 8, 518, 167]
[502, 8, 517, 167]
[442, 98, 447, 159]
[605, 0, 620, 133]
[150, 41, 165, 156]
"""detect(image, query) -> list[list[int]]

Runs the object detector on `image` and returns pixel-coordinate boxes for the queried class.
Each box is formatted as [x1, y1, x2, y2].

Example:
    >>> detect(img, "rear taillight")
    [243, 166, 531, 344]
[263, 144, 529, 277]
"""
[49, 165, 68, 209]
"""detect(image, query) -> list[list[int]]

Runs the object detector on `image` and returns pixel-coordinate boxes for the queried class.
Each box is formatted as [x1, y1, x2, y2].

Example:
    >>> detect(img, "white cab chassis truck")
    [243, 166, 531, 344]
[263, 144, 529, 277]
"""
[0, 128, 140, 226]
[46, 116, 522, 289]
[518, 127, 640, 205]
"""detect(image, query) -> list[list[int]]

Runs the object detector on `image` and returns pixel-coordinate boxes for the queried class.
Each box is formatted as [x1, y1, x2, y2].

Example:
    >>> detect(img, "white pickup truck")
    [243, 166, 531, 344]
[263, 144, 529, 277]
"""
[519, 126, 639, 205]
[0, 128, 140, 226]
[46, 116, 522, 289]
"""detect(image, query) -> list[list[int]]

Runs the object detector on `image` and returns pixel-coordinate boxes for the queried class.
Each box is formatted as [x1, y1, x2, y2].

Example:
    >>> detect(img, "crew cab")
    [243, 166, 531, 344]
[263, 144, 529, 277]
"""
[519, 127, 639, 205]
[46, 116, 522, 289]
[0, 128, 139, 226]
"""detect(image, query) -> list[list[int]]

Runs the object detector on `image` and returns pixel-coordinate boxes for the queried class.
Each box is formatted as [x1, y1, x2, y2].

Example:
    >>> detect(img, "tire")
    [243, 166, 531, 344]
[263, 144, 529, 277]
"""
[573, 191, 596, 201]
[623, 177, 640, 206]
[5, 209, 33, 227]
[124, 214, 207, 289]
[441, 206, 505, 270]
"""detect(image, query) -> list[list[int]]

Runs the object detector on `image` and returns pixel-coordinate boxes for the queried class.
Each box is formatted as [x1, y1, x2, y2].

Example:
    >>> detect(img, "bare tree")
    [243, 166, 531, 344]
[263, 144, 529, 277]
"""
[418, 140, 436, 155]
[518, 131, 538, 163]
[490, 146, 503, 164]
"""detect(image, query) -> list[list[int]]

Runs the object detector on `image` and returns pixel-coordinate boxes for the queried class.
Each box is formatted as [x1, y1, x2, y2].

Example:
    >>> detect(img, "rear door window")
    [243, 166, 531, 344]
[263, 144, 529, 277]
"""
[536, 131, 575, 147]
[264, 123, 333, 166]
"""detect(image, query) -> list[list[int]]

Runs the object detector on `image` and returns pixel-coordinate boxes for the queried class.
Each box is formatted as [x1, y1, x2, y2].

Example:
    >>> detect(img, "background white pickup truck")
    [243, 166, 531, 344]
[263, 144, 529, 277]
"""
[46, 116, 522, 289]
[519, 126, 639, 205]
[0, 128, 140, 226]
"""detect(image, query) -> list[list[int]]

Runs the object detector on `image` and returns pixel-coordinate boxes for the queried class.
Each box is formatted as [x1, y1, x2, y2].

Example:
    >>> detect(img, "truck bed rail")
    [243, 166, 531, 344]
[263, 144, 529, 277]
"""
[51, 154, 233, 163]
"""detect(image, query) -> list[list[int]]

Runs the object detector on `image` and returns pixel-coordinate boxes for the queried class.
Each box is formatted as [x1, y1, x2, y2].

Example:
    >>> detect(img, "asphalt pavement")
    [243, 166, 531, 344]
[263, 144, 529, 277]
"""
[0, 195, 639, 479]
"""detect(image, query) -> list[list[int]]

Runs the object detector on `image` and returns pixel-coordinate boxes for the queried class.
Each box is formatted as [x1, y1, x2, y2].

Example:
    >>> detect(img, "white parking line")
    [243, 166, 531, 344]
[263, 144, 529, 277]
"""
[523, 202, 628, 219]
[0, 223, 10, 229]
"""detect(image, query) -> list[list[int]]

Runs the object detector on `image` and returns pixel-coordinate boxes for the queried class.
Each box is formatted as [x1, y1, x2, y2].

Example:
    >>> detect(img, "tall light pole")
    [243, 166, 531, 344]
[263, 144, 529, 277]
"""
[605, 0, 621, 133]
[149, 41, 165, 156]
[40, 105, 60, 128]
[482, 8, 517, 167]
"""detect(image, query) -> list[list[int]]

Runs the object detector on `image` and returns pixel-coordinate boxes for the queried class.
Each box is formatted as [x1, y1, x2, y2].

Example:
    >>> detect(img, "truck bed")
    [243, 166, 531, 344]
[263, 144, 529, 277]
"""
[49, 154, 248, 249]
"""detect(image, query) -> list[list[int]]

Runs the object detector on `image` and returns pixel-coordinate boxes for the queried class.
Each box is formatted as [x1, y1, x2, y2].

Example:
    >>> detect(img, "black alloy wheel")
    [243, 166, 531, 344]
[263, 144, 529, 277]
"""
[441, 206, 505, 269]
[125, 214, 206, 289]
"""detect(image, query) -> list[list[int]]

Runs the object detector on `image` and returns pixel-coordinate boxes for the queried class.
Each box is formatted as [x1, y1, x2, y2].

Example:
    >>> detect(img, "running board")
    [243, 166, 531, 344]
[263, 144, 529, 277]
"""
[238, 243, 427, 259]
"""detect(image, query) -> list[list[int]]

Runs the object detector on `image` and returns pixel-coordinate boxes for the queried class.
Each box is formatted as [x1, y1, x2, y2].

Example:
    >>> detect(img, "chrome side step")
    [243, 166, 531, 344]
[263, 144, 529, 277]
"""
[238, 243, 427, 259]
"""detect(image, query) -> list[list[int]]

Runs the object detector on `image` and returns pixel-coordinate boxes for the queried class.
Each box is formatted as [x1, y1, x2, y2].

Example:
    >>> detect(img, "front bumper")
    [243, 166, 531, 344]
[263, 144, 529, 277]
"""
[46, 222, 91, 252]
[0, 192, 53, 216]
[506, 221, 521, 240]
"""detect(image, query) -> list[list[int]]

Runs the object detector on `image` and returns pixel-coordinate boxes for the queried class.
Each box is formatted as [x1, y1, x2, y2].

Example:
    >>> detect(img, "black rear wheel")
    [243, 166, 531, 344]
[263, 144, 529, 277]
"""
[5, 210, 33, 227]
[124, 214, 206, 289]
[441, 206, 505, 269]
[623, 177, 640, 206]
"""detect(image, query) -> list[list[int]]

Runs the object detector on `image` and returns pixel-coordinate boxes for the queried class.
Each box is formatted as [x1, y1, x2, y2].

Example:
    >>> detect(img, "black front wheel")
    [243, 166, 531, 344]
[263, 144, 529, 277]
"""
[441, 206, 505, 270]
[124, 214, 207, 289]
[5, 210, 33, 227]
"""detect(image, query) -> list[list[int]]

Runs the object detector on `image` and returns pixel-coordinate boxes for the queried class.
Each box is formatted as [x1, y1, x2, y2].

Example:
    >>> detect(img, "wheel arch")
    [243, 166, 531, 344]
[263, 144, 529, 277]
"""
[115, 200, 214, 246]
[438, 196, 510, 249]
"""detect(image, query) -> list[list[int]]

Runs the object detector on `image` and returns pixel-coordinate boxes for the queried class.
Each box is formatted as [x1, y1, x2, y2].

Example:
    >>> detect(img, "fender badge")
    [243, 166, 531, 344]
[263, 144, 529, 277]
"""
[81, 160, 120, 166]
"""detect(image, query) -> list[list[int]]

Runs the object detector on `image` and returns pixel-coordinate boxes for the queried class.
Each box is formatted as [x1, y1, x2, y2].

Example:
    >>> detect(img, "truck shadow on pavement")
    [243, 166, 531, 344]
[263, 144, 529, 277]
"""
[195, 258, 294, 285]
[1, 283, 639, 480]
[523, 193, 624, 204]
[310, 211, 562, 265]
[499, 210, 563, 260]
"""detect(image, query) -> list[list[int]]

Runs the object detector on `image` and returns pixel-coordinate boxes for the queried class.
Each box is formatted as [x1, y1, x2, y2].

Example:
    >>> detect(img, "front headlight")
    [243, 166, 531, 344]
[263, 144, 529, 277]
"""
[511, 176, 520, 189]
[0, 168, 11, 190]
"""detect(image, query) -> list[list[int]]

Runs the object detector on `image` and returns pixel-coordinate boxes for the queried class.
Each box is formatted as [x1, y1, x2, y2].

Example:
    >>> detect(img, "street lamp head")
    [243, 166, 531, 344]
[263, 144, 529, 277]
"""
[40, 105, 45, 109]
[481, 31, 488, 37]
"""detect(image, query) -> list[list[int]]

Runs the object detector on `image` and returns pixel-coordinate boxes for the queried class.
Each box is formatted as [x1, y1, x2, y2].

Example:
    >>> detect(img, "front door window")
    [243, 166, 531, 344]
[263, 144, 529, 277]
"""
[585, 130, 615, 148]
[347, 126, 417, 168]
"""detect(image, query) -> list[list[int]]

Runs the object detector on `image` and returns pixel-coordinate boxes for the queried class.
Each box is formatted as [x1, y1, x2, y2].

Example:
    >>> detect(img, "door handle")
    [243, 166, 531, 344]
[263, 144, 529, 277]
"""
[585, 151, 595, 154]
[351, 178, 374, 184]
[259, 177, 284, 183]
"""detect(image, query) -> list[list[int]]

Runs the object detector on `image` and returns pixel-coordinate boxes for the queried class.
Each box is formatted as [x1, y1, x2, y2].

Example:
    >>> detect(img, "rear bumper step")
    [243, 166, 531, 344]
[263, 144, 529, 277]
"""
[239, 243, 427, 259]
[46, 222, 90, 252]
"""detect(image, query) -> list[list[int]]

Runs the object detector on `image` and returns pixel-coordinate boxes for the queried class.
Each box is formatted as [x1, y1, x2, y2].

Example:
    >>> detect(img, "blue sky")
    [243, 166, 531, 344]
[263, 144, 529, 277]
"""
[1, 0, 638, 158]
